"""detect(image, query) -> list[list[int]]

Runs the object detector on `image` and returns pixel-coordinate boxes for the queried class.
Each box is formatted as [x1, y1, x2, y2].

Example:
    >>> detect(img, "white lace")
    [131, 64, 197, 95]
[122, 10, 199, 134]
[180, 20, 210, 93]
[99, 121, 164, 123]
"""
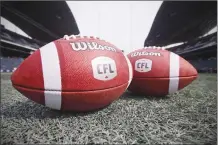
[63, 34, 101, 40]
[63, 34, 78, 40]
[63, 35, 166, 51]
[144, 46, 165, 50]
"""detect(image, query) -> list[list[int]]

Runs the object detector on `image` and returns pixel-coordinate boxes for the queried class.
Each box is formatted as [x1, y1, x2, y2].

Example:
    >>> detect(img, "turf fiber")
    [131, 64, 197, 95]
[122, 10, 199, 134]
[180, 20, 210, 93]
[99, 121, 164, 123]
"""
[1, 73, 217, 144]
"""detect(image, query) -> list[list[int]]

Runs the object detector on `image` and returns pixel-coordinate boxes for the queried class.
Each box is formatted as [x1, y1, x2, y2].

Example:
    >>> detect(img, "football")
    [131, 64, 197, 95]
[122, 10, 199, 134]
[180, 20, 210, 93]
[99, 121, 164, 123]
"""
[11, 35, 132, 112]
[127, 47, 198, 96]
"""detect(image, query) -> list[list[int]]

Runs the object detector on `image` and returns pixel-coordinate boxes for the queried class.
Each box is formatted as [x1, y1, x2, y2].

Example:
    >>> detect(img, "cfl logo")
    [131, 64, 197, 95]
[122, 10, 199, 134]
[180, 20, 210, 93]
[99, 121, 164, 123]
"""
[92, 56, 117, 81]
[135, 59, 152, 73]
[97, 64, 114, 74]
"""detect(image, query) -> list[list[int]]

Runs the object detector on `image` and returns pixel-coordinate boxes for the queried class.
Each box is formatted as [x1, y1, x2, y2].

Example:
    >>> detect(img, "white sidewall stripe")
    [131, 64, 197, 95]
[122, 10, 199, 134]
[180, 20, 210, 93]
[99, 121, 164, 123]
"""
[40, 42, 62, 110]
[123, 54, 133, 89]
[169, 52, 180, 94]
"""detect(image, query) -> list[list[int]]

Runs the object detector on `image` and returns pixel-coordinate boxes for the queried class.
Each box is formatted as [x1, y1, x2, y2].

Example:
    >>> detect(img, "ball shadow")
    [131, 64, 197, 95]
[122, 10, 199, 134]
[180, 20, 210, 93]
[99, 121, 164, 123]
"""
[1, 99, 111, 119]
[120, 90, 170, 101]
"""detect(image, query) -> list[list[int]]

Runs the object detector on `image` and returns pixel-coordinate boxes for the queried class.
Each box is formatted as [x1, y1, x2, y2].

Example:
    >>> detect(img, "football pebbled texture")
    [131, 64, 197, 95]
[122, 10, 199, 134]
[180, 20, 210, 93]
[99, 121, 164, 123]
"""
[127, 47, 198, 96]
[11, 35, 133, 112]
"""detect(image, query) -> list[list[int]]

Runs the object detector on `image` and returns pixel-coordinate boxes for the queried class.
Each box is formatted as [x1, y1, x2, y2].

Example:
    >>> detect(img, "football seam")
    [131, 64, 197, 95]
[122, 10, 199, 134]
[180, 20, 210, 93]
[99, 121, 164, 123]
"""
[12, 82, 128, 92]
[133, 75, 197, 79]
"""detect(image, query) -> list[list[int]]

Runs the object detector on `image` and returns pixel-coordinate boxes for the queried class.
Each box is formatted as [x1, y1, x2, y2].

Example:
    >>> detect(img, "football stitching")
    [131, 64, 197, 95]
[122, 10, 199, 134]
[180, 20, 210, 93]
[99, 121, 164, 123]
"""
[12, 82, 129, 92]
[133, 75, 198, 79]
[63, 34, 108, 43]
[143, 46, 166, 50]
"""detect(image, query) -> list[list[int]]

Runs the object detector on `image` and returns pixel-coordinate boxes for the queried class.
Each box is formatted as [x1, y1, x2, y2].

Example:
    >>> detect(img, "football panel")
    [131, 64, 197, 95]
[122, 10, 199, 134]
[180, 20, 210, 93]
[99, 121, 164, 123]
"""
[178, 76, 197, 90]
[128, 78, 170, 96]
[128, 49, 198, 79]
[179, 56, 198, 77]
[12, 83, 128, 111]
[11, 49, 44, 90]
[13, 85, 45, 105]
[62, 83, 128, 111]
[54, 39, 130, 91]
[128, 76, 198, 96]
[127, 49, 171, 78]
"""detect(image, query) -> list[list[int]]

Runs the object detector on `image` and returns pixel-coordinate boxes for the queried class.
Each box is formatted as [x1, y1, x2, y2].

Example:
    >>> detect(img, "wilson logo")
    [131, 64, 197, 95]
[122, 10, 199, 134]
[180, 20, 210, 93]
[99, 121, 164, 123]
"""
[70, 42, 117, 52]
[131, 51, 161, 57]
[91, 56, 117, 81]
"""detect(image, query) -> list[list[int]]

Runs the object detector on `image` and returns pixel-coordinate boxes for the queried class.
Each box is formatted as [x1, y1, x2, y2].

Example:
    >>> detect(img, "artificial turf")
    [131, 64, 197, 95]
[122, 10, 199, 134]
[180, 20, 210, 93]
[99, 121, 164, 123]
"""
[1, 73, 217, 144]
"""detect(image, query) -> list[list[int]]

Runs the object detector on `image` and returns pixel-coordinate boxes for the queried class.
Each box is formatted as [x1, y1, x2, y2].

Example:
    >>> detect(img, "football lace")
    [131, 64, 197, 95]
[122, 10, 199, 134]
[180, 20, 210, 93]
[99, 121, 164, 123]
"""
[144, 46, 165, 50]
[63, 34, 103, 41]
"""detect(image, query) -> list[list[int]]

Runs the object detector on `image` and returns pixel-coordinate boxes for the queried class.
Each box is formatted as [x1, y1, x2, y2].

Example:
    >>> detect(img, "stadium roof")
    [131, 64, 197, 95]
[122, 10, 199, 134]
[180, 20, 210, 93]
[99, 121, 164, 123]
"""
[144, 1, 217, 47]
[1, 1, 80, 43]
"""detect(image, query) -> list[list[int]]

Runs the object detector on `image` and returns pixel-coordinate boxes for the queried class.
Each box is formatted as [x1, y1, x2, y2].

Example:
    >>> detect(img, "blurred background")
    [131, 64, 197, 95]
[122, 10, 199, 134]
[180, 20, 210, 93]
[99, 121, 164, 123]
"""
[0, 1, 217, 73]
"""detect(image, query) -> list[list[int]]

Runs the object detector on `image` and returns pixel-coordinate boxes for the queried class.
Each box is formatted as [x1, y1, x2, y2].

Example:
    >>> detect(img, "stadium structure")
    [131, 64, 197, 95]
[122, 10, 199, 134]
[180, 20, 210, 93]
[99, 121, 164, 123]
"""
[1, 1, 216, 74]
[144, 1, 217, 73]
[1, 1, 80, 72]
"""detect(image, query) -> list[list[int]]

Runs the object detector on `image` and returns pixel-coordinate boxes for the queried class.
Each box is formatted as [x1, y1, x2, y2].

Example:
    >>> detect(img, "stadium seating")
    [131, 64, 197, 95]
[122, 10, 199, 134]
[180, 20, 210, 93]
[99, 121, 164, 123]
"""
[169, 32, 217, 53]
[189, 57, 217, 73]
[167, 32, 217, 73]
[0, 25, 44, 73]
[1, 24, 44, 49]
[0, 57, 24, 72]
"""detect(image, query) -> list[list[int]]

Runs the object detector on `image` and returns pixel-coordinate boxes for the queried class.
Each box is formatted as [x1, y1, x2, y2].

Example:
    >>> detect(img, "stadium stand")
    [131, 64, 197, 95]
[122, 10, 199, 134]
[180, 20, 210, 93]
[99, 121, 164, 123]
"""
[1, 1, 80, 43]
[1, 1, 80, 73]
[188, 57, 217, 73]
[168, 32, 217, 54]
[1, 57, 24, 72]
[144, 1, 217, 73]
[1, 24, 41, 72]
[144, 1, 217, 47]
[1, 24, 44, 49]
[167, 32, 217, 73]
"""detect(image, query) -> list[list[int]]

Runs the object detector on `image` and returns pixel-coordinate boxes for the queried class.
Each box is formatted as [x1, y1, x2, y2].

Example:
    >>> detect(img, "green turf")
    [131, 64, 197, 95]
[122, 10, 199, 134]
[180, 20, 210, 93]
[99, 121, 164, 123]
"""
[1, 73, 217, 144]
